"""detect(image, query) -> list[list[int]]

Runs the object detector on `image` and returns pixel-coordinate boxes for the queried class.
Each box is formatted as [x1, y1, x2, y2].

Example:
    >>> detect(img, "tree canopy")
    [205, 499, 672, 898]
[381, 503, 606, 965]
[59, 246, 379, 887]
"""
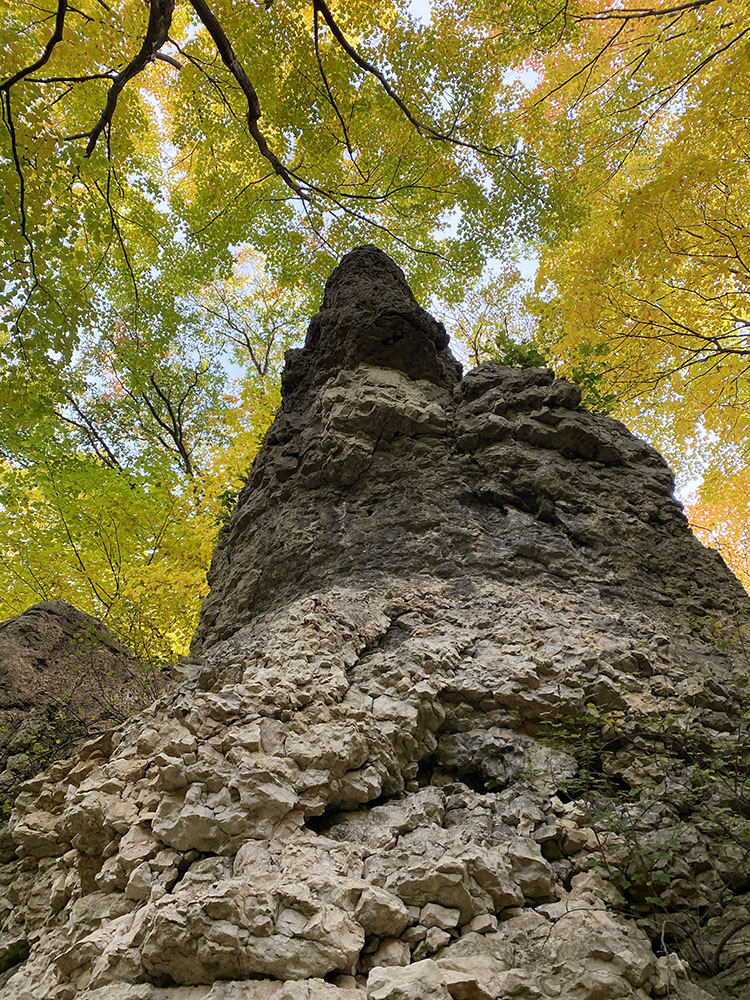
[2, 0, 748, 657]
[519, 0, 750, 587]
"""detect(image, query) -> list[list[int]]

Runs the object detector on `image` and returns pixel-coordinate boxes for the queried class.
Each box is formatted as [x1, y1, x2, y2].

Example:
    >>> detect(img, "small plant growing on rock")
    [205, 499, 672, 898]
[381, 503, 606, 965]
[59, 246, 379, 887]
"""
[536, 692, 750, 992]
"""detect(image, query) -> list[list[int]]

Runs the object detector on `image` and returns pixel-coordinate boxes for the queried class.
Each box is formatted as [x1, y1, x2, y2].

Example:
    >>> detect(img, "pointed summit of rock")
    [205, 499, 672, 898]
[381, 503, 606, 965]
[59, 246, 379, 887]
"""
[281, 245, 461, 397]
[320, 245, 417, 312]
[1, 248, 748, 1000]
[194, 248, 746, 653]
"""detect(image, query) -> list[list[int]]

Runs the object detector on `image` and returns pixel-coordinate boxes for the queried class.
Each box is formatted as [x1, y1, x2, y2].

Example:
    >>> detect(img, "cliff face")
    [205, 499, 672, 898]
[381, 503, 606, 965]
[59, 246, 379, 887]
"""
[1, 246, 748, 1000]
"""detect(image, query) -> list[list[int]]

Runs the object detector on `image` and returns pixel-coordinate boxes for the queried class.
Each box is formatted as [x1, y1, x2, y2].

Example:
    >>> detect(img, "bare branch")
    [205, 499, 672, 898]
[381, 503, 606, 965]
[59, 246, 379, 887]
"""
[578, 0, 722, 22]
[58, 392, 124, 471]
[155, 50, 182, 70]
[85, 0, 175, 156]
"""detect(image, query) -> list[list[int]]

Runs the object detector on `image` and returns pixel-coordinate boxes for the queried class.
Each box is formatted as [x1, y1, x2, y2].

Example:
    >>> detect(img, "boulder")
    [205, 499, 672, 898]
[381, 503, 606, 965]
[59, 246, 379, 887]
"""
[0, 602, 157, 813]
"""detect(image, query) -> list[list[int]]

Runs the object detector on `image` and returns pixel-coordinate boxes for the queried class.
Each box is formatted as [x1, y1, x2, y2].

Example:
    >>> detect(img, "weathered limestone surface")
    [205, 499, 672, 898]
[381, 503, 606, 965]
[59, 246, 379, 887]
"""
[1, 246, 748, 999]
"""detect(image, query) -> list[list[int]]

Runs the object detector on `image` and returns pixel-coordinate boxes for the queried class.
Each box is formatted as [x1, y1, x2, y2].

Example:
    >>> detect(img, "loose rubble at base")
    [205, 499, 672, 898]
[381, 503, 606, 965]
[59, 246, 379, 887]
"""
[1, 246, 748, 999]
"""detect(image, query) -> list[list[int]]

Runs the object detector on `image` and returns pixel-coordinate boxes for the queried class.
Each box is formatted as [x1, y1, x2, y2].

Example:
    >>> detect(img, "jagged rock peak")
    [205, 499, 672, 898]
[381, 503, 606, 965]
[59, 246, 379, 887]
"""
[2, 249, 749, 1000]
[320, 244, 417, 312]
[282, 245, 462, 395]
[194, 245, 746, 651]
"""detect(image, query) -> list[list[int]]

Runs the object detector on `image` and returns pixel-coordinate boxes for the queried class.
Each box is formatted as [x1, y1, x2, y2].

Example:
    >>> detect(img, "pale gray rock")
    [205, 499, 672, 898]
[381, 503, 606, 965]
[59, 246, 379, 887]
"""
[0, 247, 747, 1000]
[420, 904, 460, 931]
[367, 960, 451, 1000]
[359, 938, 410, 973]
[355, 887, 410, 938]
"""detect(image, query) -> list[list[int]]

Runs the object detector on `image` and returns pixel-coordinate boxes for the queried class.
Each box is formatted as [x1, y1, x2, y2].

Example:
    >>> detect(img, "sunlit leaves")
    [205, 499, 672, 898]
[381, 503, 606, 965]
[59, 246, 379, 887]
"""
[0, 260, 287, 660]
[1, 0, 558, 350]
[507, 0, 750, 587]
[688, 462, 750, 592]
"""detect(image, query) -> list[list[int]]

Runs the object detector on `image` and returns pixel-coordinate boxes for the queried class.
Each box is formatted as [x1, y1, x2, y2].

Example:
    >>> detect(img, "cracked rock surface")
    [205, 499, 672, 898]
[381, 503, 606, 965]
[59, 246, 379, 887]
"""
[1, 246, 748, 999]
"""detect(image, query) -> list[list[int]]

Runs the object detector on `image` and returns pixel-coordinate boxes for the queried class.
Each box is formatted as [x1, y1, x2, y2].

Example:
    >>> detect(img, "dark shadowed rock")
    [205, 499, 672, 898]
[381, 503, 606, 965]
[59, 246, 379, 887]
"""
[0, 602, 156, 809]
[194, 247, 744, 654]
[0, 248, 748, 999]
[280, 245, 461, 400]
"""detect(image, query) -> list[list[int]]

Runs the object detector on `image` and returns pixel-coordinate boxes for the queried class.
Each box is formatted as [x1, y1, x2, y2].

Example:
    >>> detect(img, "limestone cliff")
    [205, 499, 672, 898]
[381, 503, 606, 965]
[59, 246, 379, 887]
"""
[0, 246, 748, 1000]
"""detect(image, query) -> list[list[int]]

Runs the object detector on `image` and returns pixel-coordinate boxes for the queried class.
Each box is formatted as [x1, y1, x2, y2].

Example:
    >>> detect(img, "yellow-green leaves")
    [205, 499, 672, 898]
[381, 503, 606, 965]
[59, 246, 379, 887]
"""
[0, 261, 289, 661]
[1, 0, 555, 353]
[512, 0, 750, 585]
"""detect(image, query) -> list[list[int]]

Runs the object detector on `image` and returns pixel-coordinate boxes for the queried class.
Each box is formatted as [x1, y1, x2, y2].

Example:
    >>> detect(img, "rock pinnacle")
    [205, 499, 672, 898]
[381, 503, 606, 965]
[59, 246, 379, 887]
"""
[282, 245, 462, 396]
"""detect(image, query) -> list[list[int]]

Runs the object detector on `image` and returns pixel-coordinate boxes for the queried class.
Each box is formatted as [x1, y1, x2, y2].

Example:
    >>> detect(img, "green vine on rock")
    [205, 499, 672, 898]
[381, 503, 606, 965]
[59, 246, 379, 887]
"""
[536, 696, 750, 986]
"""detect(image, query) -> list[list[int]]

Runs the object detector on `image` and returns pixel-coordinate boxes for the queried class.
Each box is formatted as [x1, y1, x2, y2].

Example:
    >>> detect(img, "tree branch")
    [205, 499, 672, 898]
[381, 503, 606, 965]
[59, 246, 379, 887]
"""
[155, 51, 182, 70]
[1, 0, 68, 92]
[312, 4, 365, 180]
[85, 0, 175, 156]
[578, 0, 721, 22]
[312, 0, 518, 170]
[58, 392, 124, 471]
[188, 0, 306, 198]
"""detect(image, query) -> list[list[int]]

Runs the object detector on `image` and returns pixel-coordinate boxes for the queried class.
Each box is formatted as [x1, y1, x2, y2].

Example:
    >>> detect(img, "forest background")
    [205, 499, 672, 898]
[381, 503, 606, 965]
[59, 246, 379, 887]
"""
[1, 0, 748, 663]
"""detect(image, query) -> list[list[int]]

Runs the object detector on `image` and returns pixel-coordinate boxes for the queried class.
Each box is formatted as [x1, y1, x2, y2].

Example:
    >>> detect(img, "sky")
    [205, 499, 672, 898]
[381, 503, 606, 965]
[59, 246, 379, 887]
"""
[408, 0, 433, 21]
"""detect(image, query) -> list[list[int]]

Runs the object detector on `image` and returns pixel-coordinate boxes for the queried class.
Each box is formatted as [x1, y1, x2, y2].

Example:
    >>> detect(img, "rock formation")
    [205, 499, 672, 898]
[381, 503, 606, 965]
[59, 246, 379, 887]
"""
[1, 245, 748, 999]
[0, 602, 156, 816]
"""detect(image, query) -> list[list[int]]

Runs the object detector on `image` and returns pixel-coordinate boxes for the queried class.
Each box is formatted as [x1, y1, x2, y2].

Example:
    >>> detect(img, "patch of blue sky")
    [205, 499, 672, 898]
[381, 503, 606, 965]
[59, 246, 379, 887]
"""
[407, 0, 433, 25]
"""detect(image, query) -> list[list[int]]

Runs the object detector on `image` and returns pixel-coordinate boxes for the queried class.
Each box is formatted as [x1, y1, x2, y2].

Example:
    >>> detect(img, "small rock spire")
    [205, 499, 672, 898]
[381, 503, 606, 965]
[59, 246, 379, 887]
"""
[282, 245, 462, 397]
[321, 244, 418, 312]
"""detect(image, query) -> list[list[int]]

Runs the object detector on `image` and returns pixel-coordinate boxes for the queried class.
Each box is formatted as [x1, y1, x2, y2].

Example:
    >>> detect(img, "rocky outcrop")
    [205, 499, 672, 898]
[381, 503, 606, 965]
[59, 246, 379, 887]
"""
[0, 602, 156, 815]
[0, 246, 748, 999]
